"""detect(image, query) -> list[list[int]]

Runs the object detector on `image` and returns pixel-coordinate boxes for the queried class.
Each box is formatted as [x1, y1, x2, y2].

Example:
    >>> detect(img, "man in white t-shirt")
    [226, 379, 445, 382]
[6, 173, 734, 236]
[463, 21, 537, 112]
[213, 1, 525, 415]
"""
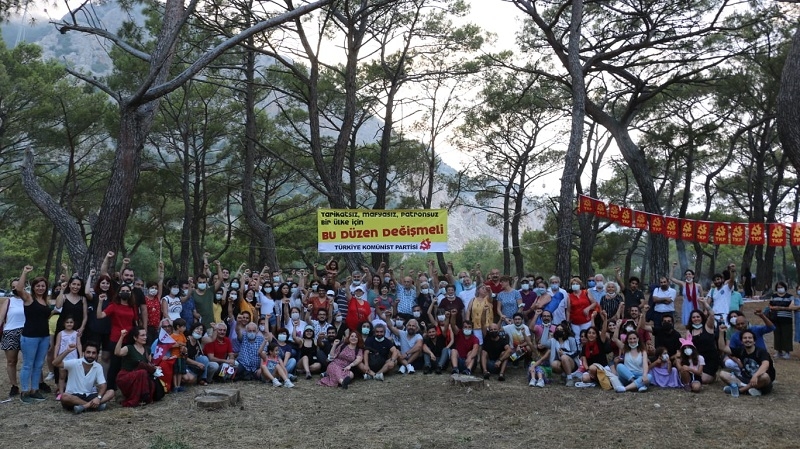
[651, 276, 677, 329]
[502, 313, 533, 361]
[709, 269, 736, 325]
[385, 318, 424, 373]
[54, 342, 114, 414]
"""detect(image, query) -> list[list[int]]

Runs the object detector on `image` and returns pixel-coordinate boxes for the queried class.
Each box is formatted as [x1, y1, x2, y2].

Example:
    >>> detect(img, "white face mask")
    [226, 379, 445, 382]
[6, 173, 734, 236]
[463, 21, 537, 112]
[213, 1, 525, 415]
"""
[230, 294, 238, 300]
[625, 327, 634, 333]
[661, 354, 669, 361]
[437, 315, 446, 322]
[412, 311, 421, 318]
[231, 282, 240, 289]
[683, 347, 693, 356]
[606, 292, 616, 298]
[595, 282, 604, 290]
[335, 315, 343, 322]
[571, 284, 580, 292]
[215, 294, 223, 300]
[264, 287, 273, 293]
[777, 288, 787, 294]
[463, 329, 473, 336]
[520, 283, 530, 291]
[291, 312, 300, 321]
[629, 342, 639, 349]
[692, 323, 703, 329]
[170, 287, 180, 296]
[148, 288, 158, 296]
[290, 287, 298, 294]
[182, 289, 189, 296]
[421, 288, 430, 294]
[395, 319, 404, 328]
[258, 325, 266, 332]
[197, 283, 207, 290]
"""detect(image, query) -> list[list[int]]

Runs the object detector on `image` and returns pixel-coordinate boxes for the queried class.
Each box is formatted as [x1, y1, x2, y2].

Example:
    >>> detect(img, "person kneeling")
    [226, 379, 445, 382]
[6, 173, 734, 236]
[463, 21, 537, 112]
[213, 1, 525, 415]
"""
[55, 341, 114, 413]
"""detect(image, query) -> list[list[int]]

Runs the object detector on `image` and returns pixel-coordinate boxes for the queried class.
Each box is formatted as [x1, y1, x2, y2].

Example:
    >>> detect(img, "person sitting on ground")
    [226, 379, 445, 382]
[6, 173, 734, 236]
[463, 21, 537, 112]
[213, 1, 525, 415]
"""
[719, 329, 775, 397]
[185, 322, 211, 386]
[385, 315, 424, 374]
[449, 320, 480, 375]
[204, 322, 238, 380]
[579, 311, 612, 386]
[481, 323, 511, 381]
[503, 312, 534, 366]
[675, 335, 704, 393]
[647, 345, 682, 388]
[115, 328, 163, 407]
[527, 333, 551, 388]
[613, 331, 650, 392]
[54, 341, 114, 414]
[260, 341, 295, 388]
[238, 322, 266, 381]
[272, 327, 298, 376]
[297, 327, 323, 379]
[318, 331, 363, 389]
[362, 323, 399, 380]
[550, 321, 580, 386]
[422, 322, 452, 375]
[644, 313, 682, 358]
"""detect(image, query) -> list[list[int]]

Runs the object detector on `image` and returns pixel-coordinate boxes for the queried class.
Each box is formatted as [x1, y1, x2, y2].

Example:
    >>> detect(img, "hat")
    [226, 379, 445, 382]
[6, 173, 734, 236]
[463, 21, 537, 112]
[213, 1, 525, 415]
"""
[354, 285, 366, 294]
[679, 333, 694, 348]
[326, 290, 335, 296]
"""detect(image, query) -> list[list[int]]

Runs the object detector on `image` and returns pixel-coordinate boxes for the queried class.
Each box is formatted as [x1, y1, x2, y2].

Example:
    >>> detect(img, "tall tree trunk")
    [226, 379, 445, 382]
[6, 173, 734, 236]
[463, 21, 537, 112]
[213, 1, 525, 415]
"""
[555, 0, 585, 282]
[777, 28, 800, 172]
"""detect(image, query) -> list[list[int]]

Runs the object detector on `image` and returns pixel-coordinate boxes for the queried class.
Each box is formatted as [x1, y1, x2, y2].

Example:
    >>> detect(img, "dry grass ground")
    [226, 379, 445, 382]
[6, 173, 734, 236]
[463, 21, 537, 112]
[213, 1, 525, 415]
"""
[1, 302, 798, 449]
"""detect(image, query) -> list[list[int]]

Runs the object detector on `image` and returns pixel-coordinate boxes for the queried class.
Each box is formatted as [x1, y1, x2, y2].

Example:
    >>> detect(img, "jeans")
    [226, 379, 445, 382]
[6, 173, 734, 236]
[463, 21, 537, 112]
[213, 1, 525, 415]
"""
[190, 355, 210, 380]
[423, 348, 450, 368]
[616, 363, 650, 388]
[284, 357, 297, 374]
[20, 336, 49, 392]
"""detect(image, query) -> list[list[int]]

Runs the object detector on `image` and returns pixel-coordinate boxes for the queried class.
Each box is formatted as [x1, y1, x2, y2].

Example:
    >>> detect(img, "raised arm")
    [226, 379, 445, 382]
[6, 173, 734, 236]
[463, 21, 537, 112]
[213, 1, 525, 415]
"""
[17, 265, 34, 304]
[85, 269, 96, 297]
[669, 262, 686, 288]
[614, 267, 626, 291]
[100, 251, 114, 277]
[213, 259, 224, 291]
[157, 261, 165, 298]
[114, 330, 129, 357]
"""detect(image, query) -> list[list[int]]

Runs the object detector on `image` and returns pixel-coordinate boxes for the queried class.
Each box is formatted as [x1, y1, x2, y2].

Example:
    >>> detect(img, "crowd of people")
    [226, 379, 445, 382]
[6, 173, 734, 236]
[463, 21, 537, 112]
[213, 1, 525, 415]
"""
[0, 253, 797, 412]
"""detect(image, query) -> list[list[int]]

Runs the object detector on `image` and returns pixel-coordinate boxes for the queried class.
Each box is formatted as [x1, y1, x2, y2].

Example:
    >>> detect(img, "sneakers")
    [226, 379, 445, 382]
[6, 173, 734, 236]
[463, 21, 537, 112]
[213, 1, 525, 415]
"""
[173, 387, 185, 393]
[615, 386, 627, 393]
[637, 385, 648, 392]
[462, 369, 472, 376]
[451, 369, 459, 375]
[9, 385, 19, 397]
[483, 372, 490, 380]
[498, 374, 505, 382]
[575, 382, 596, 388]
[29, 391, 45, 401]
[97, 403, 108, 411]
[19, 393, 35, 404]
[423, 366, 431, 375]
[73, 404, 86, 414]
[272, 378, 282, 387]
[38, 383, 51, 393]
[341, 377, 351, 390]
[375, 372, 384, 381]
[306, 373, 312, 380]
[748, 388, 762, 396]
[435, 367, 442, 375]
[363, 373, 373, 380]
[398, 365, 407, 374]
[536, 378, 545, 388]
[44, 372, 55, 381]
[56, 393, 63, 401]
[407, 365, 416, 374]
[565, 378, 575, 388]
[529, 378, 537, 387]
[781, 353, 791, 360]
[288, 374, 298, 382]
[283, 380, 295, 389]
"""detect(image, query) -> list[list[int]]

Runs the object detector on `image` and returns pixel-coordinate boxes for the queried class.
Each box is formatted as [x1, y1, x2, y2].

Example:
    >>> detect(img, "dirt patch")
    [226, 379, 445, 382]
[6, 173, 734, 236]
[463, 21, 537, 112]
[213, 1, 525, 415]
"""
[1, 302, 797, 449]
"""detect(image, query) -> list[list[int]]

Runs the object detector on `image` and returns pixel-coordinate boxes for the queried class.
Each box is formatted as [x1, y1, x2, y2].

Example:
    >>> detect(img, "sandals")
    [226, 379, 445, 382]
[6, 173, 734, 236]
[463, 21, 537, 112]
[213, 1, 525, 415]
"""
[198, 379, 208, 386]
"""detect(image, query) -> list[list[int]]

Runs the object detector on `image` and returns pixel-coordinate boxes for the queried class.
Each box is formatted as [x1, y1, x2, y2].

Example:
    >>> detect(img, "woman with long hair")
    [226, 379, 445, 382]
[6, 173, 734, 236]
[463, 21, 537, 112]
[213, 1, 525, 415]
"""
[1, 278, 28, 397]
[115, 327, 161, 407]
[675, 334, 704, 392]
[614, 331, 650, 392]
[97, 283, 140, 390]
[17, 265, 51, 403]
[318, 330, 363, 389]
[85, 270, 116, 367]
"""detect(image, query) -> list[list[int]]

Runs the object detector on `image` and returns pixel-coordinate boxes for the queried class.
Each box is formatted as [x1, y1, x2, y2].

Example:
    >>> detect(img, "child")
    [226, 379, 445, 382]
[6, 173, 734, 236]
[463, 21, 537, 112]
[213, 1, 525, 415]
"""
[675, 335, 705, 393]
[528, 337, 551, 388]
[55, 316, 82, 400]
[260, 342, 294, 388]
[171, 318, 188, 392]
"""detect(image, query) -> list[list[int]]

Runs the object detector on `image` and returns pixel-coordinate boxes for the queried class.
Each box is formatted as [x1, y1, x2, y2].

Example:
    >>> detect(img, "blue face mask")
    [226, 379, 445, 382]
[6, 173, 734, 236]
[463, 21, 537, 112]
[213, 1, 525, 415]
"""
[550, 284, 559, 291]
[534, 288, 546, 296]
[587, 280, 596, 288]
[246, 332, 257, 341]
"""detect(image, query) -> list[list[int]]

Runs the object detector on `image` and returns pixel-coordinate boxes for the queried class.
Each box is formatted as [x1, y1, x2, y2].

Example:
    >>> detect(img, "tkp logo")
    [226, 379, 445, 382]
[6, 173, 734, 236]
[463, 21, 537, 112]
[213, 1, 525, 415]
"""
[419, 238, 431, 251]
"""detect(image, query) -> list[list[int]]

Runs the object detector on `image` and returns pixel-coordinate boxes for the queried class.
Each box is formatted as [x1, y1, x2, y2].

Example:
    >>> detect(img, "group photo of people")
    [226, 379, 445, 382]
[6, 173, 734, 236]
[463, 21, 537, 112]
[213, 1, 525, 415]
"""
[1, 252, 796, 413]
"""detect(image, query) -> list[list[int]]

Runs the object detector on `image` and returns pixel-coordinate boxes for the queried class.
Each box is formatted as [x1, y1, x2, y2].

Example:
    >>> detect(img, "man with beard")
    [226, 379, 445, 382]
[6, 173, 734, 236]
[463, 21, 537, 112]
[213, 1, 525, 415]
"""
[708, 269, 737, 325]
[615, 268, 645, 319]
[363, 323, 400, 381]
[644, 314, 682, 358]
[651, 277, 677, 330]
[729, 309, 775, 351]
[54, 341, 114, 413]
[237, 322, 266, 381]
[481, 323, 512, 381]
[385, 317, 424, 374]
[720, 329, 775, 396]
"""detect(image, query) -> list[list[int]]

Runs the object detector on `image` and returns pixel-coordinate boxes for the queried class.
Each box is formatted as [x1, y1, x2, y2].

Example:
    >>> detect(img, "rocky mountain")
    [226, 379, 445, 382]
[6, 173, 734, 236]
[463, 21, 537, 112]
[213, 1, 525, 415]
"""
[4, 2, 544, 251]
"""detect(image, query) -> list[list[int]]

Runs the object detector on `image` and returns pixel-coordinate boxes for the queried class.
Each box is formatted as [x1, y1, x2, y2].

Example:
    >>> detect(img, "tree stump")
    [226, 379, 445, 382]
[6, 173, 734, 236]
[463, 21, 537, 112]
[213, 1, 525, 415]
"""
[449, 374, 485, 389]
[194, 388, 241, 410]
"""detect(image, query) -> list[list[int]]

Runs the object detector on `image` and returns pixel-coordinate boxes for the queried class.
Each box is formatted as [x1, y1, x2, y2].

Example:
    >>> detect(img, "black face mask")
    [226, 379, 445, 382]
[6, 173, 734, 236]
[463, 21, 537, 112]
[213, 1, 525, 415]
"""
[662, 322, 673, 331]
[554, 330, 565, 340]
[487, 331, 499, 339]
[119, 292, 131, 300]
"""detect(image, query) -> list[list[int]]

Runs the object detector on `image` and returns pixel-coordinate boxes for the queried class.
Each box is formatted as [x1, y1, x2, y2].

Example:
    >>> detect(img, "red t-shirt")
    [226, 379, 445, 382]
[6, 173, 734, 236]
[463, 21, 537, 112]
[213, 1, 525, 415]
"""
[568, 290, 593, 325]
[454, 330, 479, 357]
[484, 281, 503, 295]
[203, 337, 233, 360]
[104, 303, 137, 342]
[346, 298, 372, 332]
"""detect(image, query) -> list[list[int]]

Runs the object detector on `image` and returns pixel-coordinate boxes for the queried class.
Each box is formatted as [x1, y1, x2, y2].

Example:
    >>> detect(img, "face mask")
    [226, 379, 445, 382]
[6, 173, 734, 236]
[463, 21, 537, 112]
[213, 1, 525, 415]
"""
[231, 282, 240, 289]
[571, 284, 580, 292]
[463, 329, 473, 336]
[534, 288, 546, 295]
[277, 334, 288, 342]
[412, 311, 421, 318]
[247, 332, 257, 341]
[629, 342, 639, 349]
[273, 276, 281, 282]
[542, 319, 551, 325]
[729, 317, 738, 325]
[311, 284, 319, 290]
[215, 294, 223, 300]
[375, 337, 385, 342]
[421, 288, 430, 294]
[384, 277, 391, 283]
[170, 287, 180, 296]
[395, 319, 404, 327]
[119, 292, 131, 300]
[685, 278, 693, 283]
[335, 315, 343, 322]
[182, 289, 189, 296]
[520, 283, 530, 291]
[777, 288, 786, 294]
[230, 294, 238, 300]
[662, 322, 673, 331]
[692, 323, 703, 329]
[587, 280, 596, 288]
[264, 287, 273, 293]
[259, 325, 266, 332]
[290, 287, 298, 294]
[625, 326, 634, 333]
[446, 293, 455, 299]
[595, 282, 604, 290]
[607, 292, 617, 298]
[361, 328, 370, 335]
[438, 288, 447, 296]
[197, 283, 207, 290]
[661, 354, 668, 361]
[148, 288, 157, 296]
[491, 293, 496, 299]
[352, 280, 361, 286]
[683, 347, 693, 356]
[192, 332, 202, 340]
[553, 330, 565, 340]
[291, 312, 300, 321]
[437, 315, 446, 322]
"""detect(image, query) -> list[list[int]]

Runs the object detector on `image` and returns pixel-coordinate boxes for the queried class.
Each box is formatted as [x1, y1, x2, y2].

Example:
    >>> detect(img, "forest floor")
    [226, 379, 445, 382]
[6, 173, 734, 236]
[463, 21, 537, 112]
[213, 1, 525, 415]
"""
[1, 301, 798, 449]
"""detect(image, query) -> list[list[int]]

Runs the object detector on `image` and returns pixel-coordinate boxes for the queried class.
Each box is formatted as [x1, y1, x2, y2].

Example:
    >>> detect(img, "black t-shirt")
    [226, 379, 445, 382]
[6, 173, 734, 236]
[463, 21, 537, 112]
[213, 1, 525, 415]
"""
[482, 336, 508, 360]
[365, 336, 395, 359]
[424, 334, 446, 356]
[654, 328, 682, 357]
[732, 346, 775, 381]
[623, 289, 645, 316]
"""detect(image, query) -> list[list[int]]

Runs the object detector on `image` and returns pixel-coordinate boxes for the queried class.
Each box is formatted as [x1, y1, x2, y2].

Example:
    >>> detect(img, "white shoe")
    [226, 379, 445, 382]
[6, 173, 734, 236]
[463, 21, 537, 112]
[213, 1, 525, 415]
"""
[283, 380, 295, 389]
[272, 379, 282, 387]
[615, 386, 627, 393]
[363, 374, 373, 380]
[44, 372, 55, 381]
[407, 365, 415, 374]
[399, 365, 407, 374]
[528, 379, 537, 387]
[536, 379, 545, 388]
[375, 372, 384, 381]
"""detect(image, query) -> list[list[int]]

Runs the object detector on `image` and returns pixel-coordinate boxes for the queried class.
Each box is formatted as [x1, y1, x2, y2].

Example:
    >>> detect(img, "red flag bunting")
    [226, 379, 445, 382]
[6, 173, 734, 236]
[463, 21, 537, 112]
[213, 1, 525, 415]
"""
[768, 223, 786, 247]
[713, 223, 729, 245]
[649, 214, 665, 235]
[792, 223, 800, 246]
[620, 207, 634, 227]
[608, 204, 621, 222]
[749, 223, 765, 245]
[634, 211, 648, 229]
[730, 223, 747, 246]
[578, 195, 593, 214]
[696, 221, 711, 243]
[665, 217, 679, 239]
[680, 219, 695, 241]
[593, 199, 608, 218]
